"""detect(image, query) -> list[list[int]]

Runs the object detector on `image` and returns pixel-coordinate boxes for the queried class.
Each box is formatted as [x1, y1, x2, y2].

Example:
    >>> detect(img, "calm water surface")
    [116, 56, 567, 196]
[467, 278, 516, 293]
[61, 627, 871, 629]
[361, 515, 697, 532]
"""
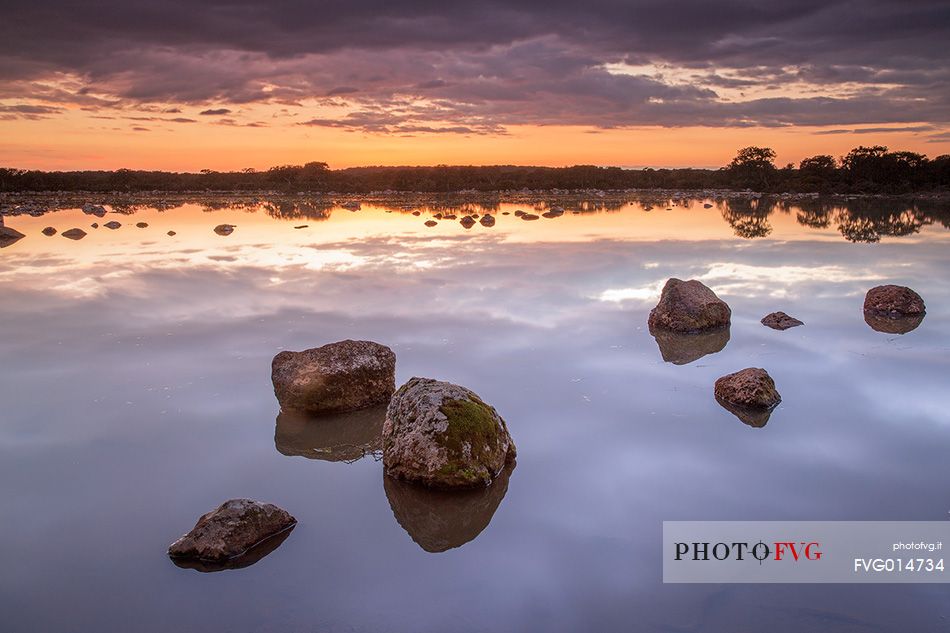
[1, 195, 949, 632]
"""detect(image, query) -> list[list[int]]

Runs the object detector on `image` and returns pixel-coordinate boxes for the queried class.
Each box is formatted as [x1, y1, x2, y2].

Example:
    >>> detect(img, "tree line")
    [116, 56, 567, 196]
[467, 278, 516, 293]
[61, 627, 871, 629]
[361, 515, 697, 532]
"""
[1, 147, 948, 193]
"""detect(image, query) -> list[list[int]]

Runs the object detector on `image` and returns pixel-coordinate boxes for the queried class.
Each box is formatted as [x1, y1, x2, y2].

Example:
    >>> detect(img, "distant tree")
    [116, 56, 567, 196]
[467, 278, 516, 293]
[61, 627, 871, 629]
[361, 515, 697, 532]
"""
[727, 146, 777, 190]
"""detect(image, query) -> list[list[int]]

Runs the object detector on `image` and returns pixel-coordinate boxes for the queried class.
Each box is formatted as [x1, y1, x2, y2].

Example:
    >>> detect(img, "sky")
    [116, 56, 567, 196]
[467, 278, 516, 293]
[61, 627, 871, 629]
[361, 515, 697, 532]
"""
[1, 0, 949, 171]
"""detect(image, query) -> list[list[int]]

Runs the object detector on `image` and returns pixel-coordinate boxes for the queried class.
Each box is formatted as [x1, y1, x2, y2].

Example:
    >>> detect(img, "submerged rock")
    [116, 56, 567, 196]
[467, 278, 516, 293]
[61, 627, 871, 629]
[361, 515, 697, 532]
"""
[213, 224, 235, 236]
[715, 368, 781, 409]
[0, 226, 25, 247]
[650, 325, 729, 365]
[383, 377, 516, 489]
[863, 285, 925, 317]
[170, 525, 295, 573]
[62, 228, 87, 240]
[761, 311, 804, 330]
[648, 278, 731, 333]
[479, 214, 495, 227]
[104, 221, 121, 230]
[167, 499, 296, 567]
[275, 405, 385, 462]
[385, 461, 515, 553]
[41, 226, 57, 236]
[272, 340, 396, 414]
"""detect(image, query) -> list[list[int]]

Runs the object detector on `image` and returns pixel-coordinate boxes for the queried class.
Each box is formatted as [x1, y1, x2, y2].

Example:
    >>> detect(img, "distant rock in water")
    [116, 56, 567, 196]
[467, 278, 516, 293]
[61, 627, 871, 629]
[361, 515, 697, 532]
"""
[42, 227, 57, 236]
[81, 203, 106, 217]
[385, 461, 515, 553]
[542, 206, 564, 218]
[480, 214, 495, 227]
[715, 368, 781, 427]
[703, 203, 714, 209]
[761, 311, 804, 330]
[272, 340, 396, 415]
[424, 220, 437, 227]
[104, 221, 121, 230]
[383, 377, 516, 489]
[91, 223, 99, 229]
[648, 278, 731, 333]
[460, 216, 476, 228]
[214, 224, 235, 235]
[167, 499, 296, 570]
[514, 210, 525, 217]
[412, 211, 421, 216]
[135, 222, 148, 228]
[863, 285, 925, 317]
[341, 201, 361, 211]
[62, 228, 87, 240]
[294, 225, 308, 229]
[275, 405, 386, 462]
[0, 226, 26, 248]
[650, 325, 729, 365]
[521, 213, 540, 221]
[167, 230, 176, 236]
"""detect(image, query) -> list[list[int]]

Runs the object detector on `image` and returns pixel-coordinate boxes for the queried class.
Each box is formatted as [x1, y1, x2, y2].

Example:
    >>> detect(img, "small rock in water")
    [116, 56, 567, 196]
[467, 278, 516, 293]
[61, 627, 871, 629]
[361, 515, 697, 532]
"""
[383, 377, 516, 489]
[42, 227, 57, 236]
[214, 224, 235, 236]
[136, 222, 148, 228]
[62, 228, 87, 240]
[521, 213, 540, 221]
[649, 278, 731, 333]
[424, 220, 438, 227]
[412, 211, 421, 216]
[104, 221, 121, 230]
[501, 211, 510, 215]
[715, 368, 781, 409]
[703, 203, 713, 209]
[167, 230, 177, 236]
[543, 206, 564, 218]
[480, 214, 495, 227]
[272, 340, 396, 415]
[863, 285, 925, 317]
[91, 223, 99, 229]
[514, 210, 525, 217]
[761, 311, 804, 330]
[460, 216, 476, 228]
[294, 225, 308, 229]
[0, 226, 26, 247]
[167, 499, 296, 567]
[443, 214, 457, 220]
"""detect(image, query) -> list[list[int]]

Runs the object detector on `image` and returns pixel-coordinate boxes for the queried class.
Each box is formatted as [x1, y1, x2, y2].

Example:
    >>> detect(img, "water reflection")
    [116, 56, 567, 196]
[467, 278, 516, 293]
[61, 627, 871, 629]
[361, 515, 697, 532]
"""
[384, 462, 515, 553]
[274, 405, 386, 462]
[169, 525, 296, 573]
[715, 397, 777, 428]
[864, 311, 926, 335]
[649, 325, 730, 365]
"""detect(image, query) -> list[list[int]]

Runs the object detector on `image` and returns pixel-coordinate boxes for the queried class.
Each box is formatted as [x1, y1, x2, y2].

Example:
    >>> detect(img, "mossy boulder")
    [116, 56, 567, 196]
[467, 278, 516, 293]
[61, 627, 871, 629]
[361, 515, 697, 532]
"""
[383, 377, 516, 489]
[648, 278, 731, 333]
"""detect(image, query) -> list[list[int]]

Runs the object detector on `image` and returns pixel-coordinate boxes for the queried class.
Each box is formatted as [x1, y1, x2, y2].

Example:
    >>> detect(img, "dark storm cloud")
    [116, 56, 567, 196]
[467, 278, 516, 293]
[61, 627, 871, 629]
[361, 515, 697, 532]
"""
[1, 0, 948, 131]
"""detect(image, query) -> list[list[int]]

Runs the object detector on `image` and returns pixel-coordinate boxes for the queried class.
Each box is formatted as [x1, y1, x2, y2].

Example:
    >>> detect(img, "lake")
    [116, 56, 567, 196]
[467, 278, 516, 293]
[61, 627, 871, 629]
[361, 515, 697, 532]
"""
[1, 193, 948, 632]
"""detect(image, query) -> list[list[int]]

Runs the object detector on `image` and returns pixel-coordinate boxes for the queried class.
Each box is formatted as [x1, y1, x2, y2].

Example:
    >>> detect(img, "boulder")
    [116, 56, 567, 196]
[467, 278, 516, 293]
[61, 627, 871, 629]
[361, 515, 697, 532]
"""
[714, 368, 781, 409]
[648, 278, 731, 333]
[479, 214, 495, 227]
[275, 404, 385, 462]
[761, 311, 804, 330]
[460, 216, 476, 228]
[214, 224, 235, 235]
[383, 377, 516, 489]
[167, 499, 295, 566]
[0, 226, 25, 248]
[42, 227, 57, 236]
[62, 228, 87, 240]
[271, 340, 396, 414]
[104, 221, 121, 229]
[650, 325, 729, 365]
[863, 285, 925, 317]
[384, 461, 514, 553]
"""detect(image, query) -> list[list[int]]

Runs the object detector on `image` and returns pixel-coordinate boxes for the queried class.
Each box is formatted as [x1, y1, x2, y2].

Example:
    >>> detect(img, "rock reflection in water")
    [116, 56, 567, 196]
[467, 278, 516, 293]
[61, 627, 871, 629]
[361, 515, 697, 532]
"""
[170, 525, 295, 573]
[715, 397, 776, 428]
[384, 462, 515, 553]
[649, 325, 730, 365]
[274, 405, 386, 462]
[864, 311, 926, 335]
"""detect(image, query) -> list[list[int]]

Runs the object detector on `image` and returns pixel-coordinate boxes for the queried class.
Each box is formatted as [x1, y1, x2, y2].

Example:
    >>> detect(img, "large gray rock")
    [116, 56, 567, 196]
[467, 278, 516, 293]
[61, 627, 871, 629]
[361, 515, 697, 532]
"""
[272, 340, 396, 414]
[383, 377, 516, 489]
[167, 499, 296, 564]
[648, 278, 731, 333]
